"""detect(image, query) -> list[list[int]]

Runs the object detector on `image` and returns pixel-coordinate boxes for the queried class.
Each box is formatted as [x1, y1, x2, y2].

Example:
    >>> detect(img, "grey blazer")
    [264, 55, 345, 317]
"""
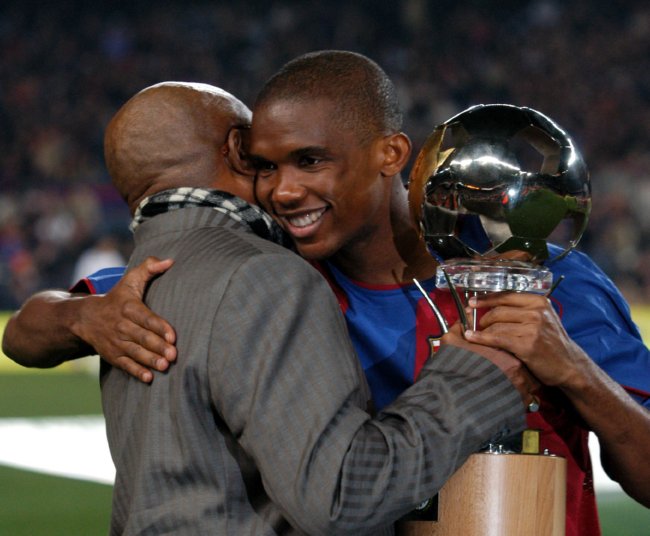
[101, 207, 524, 535]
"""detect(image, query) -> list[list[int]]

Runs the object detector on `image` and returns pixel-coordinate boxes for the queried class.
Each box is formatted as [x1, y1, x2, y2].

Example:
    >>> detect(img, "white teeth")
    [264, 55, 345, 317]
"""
[287, 208, 325, 228]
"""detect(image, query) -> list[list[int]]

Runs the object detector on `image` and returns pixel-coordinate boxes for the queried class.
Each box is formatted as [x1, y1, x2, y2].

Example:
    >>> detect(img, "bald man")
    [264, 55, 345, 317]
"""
[4, 81, 527, 534]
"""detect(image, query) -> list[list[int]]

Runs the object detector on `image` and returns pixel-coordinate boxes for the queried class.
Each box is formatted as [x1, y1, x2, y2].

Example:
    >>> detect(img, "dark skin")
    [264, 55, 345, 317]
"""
[249, 96, 434, 285]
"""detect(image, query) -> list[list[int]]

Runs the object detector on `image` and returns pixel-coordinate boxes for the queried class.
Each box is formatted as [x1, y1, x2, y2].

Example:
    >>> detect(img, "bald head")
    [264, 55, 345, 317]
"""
[254, 50, 402, 145]
[104, 82, 252, 212]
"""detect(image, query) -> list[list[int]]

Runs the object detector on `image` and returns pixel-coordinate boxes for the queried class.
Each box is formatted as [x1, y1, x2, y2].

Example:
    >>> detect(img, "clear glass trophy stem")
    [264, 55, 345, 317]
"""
[470, 290, 478, 331]
[436, 259, 554, 331]
[416, 260, 553, 335]
[436, 259, 553, 296]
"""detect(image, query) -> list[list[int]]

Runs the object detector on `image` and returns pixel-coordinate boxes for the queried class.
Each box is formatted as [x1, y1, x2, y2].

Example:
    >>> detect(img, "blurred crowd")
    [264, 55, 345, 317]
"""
[1, 0, 649, 309]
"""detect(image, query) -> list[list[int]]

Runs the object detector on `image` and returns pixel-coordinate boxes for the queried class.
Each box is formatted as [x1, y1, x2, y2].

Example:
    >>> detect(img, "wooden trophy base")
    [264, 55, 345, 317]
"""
[396, 452, 566, 536]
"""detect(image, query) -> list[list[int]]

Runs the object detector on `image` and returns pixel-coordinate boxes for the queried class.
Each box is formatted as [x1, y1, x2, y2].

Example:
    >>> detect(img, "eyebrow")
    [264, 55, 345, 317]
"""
[290, 146, 330, 158]
[247, 154, 273, 170]
[248, 145, 332, 167]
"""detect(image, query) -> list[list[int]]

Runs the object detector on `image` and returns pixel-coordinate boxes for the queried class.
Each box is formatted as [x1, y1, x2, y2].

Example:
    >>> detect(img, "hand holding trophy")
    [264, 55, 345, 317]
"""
[400, 104, 591, 536]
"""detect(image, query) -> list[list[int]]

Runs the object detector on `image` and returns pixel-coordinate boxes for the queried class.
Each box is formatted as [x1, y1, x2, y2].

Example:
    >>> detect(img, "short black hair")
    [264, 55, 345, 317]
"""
[255, 50, 403, 145]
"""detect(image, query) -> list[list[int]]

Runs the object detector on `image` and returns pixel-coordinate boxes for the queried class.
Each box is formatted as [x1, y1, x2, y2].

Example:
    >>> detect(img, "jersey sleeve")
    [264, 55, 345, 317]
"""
[548, 247, 650, 407]
[69, 266, 126, 294]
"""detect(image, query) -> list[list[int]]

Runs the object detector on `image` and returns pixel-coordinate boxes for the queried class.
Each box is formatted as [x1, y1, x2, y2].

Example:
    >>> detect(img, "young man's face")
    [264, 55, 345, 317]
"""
[249, 97, 391, 262]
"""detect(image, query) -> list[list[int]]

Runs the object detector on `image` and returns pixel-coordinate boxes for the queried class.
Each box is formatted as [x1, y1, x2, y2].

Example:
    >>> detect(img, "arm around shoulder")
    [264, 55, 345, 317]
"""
[2, 257, 177, 382]
[208, 252, 528, 534]
[2, 290, 96, 367]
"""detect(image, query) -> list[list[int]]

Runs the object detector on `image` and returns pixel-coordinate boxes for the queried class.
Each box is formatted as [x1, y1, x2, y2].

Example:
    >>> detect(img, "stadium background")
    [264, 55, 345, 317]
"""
[0, 0, 649, 534]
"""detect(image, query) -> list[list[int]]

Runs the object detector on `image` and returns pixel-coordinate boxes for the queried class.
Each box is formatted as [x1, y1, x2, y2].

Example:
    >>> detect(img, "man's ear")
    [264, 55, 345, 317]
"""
[224, 127, 255, 176]
[380, 132, 412, 177]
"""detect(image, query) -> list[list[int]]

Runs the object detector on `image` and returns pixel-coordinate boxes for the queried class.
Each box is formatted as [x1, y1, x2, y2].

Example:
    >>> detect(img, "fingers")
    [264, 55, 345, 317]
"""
[141, 256, 174, 277]
[112, 355, 156, 384]
[123, 257, 174, 295]
[114, 309, 177, 365]
[93, 264, 178, 382]
[468, 291, 548, 310]
[449, 312, 540, 358]
[121, 259, 176, 343]
[74, 262, 178, 383]
[101, 338, 175, 383]
[116, 339, 174, 371]
[462, 308, 581, 388]
[466, 292, 560, 337]
[90, 302, 177, 381]
[117, 320, 177, 363]
[463, 323, 529, 354]
[121, 300, 176, 345]
[442, 322, 540, 408]
[439, 322, 469, 347]
[442, 324, 517, 371]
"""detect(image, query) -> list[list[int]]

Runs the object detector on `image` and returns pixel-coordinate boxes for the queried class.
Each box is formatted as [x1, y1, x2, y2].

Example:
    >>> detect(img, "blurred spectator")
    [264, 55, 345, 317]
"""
[0, 0, 648, 307]
[72, 234, 126, 286]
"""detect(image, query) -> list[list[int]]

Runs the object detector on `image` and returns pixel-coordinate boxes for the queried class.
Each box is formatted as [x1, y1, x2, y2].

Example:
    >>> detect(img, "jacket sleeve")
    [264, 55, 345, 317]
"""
[208, 252, 525, 535]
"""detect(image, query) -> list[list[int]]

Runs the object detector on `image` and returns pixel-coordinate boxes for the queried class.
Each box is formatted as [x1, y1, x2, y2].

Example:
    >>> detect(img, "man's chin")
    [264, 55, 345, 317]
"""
[293, 241, 333, 262]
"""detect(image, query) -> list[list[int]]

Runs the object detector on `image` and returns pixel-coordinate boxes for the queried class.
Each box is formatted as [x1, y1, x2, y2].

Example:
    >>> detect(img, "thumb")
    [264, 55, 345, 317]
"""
[123, 257, 174, 295]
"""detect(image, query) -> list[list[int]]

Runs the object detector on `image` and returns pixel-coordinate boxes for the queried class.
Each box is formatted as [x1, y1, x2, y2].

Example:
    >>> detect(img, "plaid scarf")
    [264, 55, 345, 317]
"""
[130, 187, 293, 249]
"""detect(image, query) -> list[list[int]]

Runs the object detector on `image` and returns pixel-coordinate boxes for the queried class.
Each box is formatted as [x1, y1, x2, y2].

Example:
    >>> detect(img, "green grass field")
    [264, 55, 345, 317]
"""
[1, 311, 649, 534]
[0, 464, 112, 536]
[0, 373, 111, 535]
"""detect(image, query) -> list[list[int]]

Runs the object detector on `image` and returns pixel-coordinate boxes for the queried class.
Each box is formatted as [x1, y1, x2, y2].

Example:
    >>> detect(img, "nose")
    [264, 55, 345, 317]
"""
[270, 168, 308, 208]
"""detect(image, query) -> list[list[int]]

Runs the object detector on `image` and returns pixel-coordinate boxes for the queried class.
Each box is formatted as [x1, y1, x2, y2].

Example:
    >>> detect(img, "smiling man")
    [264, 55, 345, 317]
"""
[250, 53, 433, 289]
[4, 52, 650, 535]
[247, 51, 650, 534]
[3, 80, 532, 536]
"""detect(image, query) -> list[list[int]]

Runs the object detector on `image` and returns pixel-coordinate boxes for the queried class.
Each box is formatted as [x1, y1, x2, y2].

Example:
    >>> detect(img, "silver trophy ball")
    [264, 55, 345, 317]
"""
[409, 104, 591, 297]
[409, 103, 591, 264]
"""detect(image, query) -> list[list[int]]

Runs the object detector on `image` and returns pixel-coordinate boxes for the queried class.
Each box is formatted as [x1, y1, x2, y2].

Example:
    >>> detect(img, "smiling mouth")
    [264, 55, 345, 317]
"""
[284, 207, 327, 229]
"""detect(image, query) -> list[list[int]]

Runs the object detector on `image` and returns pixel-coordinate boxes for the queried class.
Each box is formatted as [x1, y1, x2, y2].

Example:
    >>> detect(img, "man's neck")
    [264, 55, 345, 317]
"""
[332, 232, 437, 285]
[330, 182, 438, 285]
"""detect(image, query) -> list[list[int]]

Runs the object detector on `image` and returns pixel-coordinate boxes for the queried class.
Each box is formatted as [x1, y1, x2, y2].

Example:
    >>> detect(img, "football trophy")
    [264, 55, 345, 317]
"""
[410, 103, 590, 312]
[398, 104, 591, 536]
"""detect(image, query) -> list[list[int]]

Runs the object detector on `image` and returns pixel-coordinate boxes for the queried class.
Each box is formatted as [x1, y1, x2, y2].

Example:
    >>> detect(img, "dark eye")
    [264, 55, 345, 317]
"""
[254, 160, 277, 177]
[299, 156, 322, 167]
